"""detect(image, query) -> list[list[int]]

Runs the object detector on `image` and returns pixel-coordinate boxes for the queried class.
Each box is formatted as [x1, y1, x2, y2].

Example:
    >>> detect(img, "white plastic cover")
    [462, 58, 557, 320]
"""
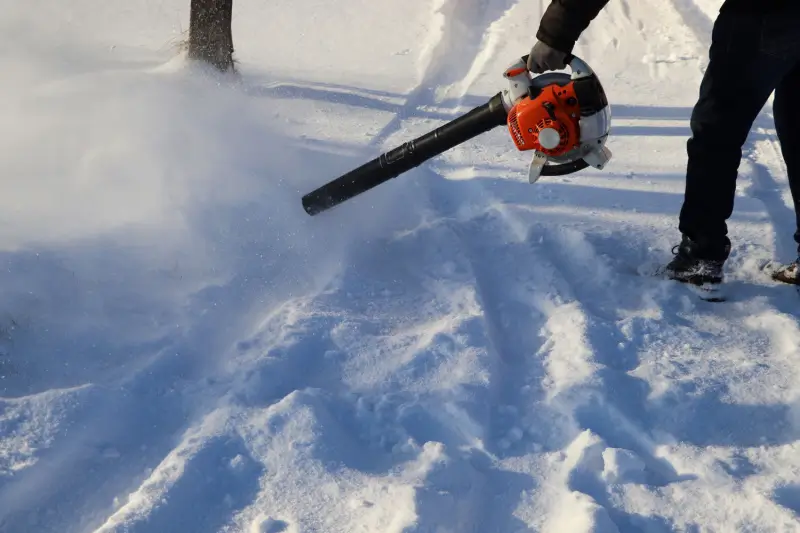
[579, 105, 612, 144]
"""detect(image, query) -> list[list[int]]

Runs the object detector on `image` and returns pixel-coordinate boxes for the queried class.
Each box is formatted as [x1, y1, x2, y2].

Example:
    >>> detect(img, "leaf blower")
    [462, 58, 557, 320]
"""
[301, 54, 612, 216]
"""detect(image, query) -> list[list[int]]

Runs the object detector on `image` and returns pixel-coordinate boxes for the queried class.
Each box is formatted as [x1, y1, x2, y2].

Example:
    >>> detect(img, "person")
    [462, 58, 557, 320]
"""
[528, 0, 800, 286]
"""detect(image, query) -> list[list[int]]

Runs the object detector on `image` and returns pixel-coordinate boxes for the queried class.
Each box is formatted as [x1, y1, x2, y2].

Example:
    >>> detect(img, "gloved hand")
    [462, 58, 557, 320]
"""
[527, 41, 568, 73]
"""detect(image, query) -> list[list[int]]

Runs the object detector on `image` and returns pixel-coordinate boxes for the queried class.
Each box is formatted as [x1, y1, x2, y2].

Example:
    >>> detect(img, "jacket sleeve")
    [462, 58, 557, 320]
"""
[536, 0, 610, 53]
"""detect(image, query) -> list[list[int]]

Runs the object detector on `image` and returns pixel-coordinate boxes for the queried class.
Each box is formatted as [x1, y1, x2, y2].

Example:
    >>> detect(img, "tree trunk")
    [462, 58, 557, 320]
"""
[188, 0, 234, 72]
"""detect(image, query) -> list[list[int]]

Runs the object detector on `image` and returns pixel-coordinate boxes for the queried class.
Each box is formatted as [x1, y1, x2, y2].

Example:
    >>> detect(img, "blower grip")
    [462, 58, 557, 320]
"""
[302, 92, 508, 216]
[520, 53, 576, 72]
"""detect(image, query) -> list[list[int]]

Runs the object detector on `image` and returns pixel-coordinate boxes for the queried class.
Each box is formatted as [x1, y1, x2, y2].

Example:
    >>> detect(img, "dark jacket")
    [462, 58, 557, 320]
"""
[536, 0, 799, 53]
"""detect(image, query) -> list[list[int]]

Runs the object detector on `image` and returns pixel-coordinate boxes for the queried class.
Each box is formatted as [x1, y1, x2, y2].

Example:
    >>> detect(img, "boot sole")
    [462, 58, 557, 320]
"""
[761, 259, 800, 286]
[686, 282, 727, 302]
[634, 262, 727, 302]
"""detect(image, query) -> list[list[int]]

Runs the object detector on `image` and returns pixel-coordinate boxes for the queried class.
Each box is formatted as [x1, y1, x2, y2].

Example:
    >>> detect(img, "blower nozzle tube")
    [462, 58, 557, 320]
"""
[302, 92, 508, 216]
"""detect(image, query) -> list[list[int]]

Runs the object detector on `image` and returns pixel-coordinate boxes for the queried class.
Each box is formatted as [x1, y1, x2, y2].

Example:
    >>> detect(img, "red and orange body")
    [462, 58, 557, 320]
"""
[507, 82, 581, 156]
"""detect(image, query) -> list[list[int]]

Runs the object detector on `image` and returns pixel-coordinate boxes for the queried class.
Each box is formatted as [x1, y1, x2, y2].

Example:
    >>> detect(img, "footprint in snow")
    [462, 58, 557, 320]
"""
[251, 516, 291, 533]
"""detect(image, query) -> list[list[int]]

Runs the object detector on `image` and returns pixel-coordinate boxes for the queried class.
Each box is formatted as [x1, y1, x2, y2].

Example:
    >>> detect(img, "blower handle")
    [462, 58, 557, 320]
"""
[520, 52, 573, 65]
[521, 53, 595, 79]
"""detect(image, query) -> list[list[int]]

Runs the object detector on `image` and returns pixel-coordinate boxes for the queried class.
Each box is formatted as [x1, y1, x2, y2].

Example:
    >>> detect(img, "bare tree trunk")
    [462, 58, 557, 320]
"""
[188, 0, 234, 72]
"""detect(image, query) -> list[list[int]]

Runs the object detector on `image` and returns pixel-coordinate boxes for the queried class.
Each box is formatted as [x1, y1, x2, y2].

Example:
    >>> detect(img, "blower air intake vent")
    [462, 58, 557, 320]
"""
[508, 109, 525, 147]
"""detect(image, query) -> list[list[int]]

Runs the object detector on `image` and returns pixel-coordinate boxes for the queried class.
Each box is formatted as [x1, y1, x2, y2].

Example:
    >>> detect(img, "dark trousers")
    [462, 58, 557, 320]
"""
[679, 7, 800, 254]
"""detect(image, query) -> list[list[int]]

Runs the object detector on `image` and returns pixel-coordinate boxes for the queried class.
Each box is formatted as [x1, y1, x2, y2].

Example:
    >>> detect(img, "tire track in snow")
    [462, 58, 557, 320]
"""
[521, 230, 694, 532]
[351, 196, 545, 532]
[444, 205, 576, 454]
[416, 175, 674, 532]
[470, 191, 726, 530]
[371, 0, 519, 148]
[416, 180, 570, 533]
[743, 137, 798, 263]
[532, 224, 800, 530]
[667, 0, 713, 48]
[526, 221, 800, 531]
[525, 173, 800, 531]
[475, 226, 665, 531]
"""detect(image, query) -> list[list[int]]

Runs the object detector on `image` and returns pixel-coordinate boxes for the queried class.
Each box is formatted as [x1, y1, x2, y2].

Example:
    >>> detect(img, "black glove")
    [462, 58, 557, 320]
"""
[527, 41, 568, 73]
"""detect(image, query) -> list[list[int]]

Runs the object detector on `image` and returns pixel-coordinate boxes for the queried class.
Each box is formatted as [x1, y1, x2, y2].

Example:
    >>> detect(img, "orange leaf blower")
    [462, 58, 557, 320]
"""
[301, 54, 612, 216]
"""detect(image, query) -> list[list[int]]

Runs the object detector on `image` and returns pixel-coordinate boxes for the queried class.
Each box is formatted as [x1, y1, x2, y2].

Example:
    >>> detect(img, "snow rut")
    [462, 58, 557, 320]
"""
[372, 0, 519, 147]
[525, 210, 800, 530]
[742, 131, 797, 263]
[667, 0, 713, 47]
[410, 171, 674, 532]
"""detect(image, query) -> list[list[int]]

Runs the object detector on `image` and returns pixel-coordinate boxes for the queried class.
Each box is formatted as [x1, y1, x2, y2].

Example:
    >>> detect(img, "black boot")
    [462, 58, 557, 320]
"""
[767, 256, 800, 285]
[662, 234, 731, 285]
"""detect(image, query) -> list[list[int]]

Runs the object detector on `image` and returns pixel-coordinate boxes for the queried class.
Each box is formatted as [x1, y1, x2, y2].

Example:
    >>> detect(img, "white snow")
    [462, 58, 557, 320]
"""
[2, 0, 800, 531]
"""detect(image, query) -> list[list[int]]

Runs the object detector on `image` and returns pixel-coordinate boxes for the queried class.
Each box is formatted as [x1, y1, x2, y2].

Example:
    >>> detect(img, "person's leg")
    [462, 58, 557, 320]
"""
[667, 9, 799, 284]
[774, 65, 800, 255]
[768, 62, 800, 284]
[746, 8, 800, 284]
[678, 11, 792, 249]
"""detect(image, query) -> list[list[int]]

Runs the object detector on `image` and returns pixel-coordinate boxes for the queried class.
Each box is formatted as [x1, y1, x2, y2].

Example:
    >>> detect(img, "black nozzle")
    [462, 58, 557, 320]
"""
[302, 92, 508, 216]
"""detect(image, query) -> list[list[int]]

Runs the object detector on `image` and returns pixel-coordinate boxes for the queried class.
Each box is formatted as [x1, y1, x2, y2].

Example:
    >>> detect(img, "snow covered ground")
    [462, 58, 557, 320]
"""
[2, 0, 800, 531]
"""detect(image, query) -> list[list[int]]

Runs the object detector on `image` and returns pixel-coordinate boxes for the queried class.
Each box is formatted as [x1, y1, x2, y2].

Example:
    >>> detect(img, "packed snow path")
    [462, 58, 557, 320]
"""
[2, 0, 800, 531]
